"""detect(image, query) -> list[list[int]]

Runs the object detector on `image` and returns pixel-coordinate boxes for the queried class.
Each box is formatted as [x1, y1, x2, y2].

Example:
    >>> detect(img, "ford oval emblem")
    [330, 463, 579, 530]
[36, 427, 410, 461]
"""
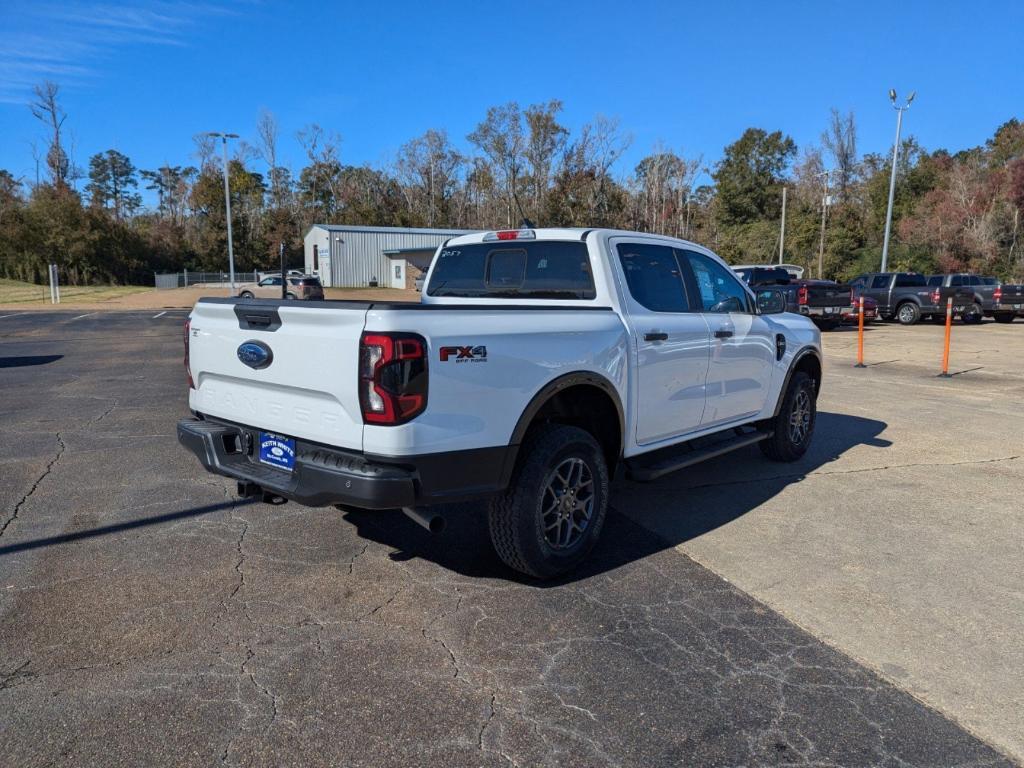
[237, 340, 273, 370]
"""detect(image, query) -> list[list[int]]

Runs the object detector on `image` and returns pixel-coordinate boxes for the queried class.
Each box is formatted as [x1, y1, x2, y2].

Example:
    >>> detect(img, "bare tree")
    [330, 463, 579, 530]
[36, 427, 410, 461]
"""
[257, 109, 282, 207]
[524, 100, 568, 219]
[297, 123, 342, 214]
[468, 102, 526, 226]
[822, 109, 857, 200]
[192, 133, 217, 171]
[29, 81, 70, 189]
[396, 129, 463, 226]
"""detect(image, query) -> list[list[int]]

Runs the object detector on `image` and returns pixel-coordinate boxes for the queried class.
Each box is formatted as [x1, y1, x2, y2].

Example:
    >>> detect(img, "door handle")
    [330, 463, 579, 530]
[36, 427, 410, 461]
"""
[714, 329, 734, 339]
[644, 332, 668, 341]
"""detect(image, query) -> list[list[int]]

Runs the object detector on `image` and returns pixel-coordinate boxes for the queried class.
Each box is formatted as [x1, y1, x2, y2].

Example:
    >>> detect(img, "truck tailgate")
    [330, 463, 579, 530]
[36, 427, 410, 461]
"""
[806, 284, 851, 307]
[187, 299, 368, 451]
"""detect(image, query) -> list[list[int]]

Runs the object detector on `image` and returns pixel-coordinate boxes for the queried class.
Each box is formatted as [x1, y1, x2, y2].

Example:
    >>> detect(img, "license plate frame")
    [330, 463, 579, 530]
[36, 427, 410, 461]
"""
[258, 432, 296, 472]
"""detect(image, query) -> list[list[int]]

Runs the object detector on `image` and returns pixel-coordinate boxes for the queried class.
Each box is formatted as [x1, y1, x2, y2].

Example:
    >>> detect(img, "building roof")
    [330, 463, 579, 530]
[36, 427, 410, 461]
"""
[381, 246, 441, 257]
[306, 224, 478, 237]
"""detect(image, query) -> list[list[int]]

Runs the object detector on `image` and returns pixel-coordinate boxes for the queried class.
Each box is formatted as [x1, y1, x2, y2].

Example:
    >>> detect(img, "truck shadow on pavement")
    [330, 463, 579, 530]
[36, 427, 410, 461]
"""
[344, 411, 891, 584]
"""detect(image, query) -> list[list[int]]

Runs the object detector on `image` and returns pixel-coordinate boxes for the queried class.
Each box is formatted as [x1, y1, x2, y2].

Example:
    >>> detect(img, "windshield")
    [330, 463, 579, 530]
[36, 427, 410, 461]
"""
[427, 241, 596, 299]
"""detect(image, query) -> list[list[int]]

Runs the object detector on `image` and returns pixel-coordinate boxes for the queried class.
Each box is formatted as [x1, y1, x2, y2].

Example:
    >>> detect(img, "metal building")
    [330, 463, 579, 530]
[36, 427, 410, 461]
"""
[304, 225, 476, 289]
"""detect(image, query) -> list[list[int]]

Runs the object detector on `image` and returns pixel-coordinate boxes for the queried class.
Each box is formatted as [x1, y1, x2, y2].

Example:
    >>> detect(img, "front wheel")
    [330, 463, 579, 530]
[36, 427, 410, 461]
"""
[239, 290, 254, 299]
[961, 303, 983, 324]
[285, 292, 297, 300]
[488, 424, 609, 579]
[896, 302, 921, 325]
[760, 371, 817, 462]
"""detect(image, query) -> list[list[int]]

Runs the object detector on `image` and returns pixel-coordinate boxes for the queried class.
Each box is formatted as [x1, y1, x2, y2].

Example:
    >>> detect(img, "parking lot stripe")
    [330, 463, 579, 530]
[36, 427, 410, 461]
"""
[70, 312, 97, 321]
[0, 313, 27, 319]
[153, 311, 167, 318]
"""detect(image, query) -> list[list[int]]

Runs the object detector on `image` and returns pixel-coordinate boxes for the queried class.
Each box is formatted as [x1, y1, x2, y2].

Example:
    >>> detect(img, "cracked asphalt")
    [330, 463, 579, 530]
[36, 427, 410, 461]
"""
[0, 311, 1019, 767]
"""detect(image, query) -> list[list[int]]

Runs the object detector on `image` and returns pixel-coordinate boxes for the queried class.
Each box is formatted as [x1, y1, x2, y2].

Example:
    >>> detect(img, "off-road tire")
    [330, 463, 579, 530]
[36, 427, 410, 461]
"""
[993, 313, 1015, 324]
[488, 424, 609, 579]
[760, 371, 816, 462]
[895, 302, 921, 325]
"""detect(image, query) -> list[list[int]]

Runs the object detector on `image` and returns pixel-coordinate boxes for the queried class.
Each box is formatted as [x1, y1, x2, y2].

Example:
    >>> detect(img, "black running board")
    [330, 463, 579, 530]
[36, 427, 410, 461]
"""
[625, 430, 772, 482]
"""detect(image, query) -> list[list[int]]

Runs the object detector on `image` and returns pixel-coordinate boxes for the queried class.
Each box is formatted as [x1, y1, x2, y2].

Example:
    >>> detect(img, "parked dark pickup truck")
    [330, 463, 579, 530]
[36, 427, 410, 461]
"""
[991, 281, 1024, 322]
[851, 272, 973, 325]
[926, 274, 1010, 323]
[734, 266, 852, 331]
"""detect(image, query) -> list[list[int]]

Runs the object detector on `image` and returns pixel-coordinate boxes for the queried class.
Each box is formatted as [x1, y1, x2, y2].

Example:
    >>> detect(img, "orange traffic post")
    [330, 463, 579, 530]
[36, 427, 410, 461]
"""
[939, 296, 953, 377]
[854, 296, 866, 368]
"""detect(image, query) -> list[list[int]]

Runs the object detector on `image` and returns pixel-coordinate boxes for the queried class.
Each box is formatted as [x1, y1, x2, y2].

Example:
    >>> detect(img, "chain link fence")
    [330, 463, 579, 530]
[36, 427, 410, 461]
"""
[154, 271, 259, 289]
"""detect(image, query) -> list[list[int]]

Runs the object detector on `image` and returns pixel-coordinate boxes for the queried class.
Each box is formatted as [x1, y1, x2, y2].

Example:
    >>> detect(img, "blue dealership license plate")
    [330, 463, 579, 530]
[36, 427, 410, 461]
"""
[258, 432, 296, 472]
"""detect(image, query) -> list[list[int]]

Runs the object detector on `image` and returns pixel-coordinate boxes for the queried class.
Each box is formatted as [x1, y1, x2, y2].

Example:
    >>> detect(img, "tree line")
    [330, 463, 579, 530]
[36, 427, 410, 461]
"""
[1, 81, 1022, 286]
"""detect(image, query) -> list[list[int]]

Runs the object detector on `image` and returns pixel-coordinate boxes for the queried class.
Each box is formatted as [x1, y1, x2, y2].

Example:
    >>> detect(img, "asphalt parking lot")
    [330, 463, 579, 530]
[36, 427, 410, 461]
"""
[1, 311, 1020, 767]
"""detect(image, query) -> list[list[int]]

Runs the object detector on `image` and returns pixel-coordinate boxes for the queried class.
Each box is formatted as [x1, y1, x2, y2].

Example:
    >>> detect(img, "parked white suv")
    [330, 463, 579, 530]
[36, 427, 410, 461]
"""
[179, 228, 821, 578]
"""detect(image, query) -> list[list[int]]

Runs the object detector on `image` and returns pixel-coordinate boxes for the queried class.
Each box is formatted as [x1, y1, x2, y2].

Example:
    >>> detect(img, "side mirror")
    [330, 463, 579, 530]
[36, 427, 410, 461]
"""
[756, 288, 786, 314]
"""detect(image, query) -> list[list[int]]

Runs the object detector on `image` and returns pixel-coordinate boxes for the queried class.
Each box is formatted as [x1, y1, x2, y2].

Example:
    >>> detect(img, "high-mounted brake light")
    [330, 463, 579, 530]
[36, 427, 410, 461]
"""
[183, 318, 194, 389]
[797, 285, 809, 305]
[359, 332, 428, 425]
[483, 229, 536, 242]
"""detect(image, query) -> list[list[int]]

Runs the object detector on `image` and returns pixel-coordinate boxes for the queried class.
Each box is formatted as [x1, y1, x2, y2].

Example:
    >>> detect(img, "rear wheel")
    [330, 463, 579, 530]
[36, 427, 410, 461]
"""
[760, 371, 816, 462]
[239, 290, 254, 299]
[896, 302, 921, 325]
[994, 313, 1015, 324]
[488, 424, 609, 579]
[285, 292, 297, 300]
[813, 319, 840, 332]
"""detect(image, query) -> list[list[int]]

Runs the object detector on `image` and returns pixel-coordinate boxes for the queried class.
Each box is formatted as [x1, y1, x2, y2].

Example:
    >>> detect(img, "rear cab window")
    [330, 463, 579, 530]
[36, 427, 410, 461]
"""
[894, 273, 926, 287]
[427, 241, 595, 299]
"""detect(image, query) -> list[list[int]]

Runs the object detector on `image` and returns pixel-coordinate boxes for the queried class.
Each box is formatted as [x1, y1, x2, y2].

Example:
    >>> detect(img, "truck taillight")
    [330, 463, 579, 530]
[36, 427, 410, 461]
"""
[931, 288, 941, 303]
[359, 332, 428, 425]
[994, 286, 1002, 303]
[797, 286, 809, 305]
[183, 318, 195, 389]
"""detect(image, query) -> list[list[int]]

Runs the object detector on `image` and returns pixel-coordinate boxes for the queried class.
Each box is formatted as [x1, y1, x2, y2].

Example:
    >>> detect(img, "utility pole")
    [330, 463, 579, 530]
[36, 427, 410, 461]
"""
[778, 187, 787, 265]
[818, 170, 831, 279]
[280, 242, 287, 300]
[881, 90, 915, 273]
[204, 131, 240, 293]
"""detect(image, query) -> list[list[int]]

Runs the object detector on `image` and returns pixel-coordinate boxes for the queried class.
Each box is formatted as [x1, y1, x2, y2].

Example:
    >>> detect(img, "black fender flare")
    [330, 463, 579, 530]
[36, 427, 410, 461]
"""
[499, 371, 625, 486]
[772, 347, 822, 418]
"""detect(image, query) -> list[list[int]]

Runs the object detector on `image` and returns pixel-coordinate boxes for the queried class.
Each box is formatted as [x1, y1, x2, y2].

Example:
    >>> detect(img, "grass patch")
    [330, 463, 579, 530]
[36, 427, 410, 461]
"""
[0, 279, 150, 305]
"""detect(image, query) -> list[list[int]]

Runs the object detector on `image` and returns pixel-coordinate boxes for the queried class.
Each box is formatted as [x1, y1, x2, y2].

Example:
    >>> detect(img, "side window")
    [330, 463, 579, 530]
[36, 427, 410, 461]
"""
[258, 277, 273, 287]
[927, 275, 942, 286]
[950, 275, 963, 286]
[684, 251, 751, 313]
[871, 275, 890, 289]
[850, 276, 866, 288]
[967, 275, 980, 286]
[616, 243, 689, 312]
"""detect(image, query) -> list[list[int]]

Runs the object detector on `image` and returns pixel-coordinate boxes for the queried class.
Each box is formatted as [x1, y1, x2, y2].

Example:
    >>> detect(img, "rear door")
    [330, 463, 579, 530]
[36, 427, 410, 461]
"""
[681, 250, 776, 427]
[611, 239, 711, 445]
[187, 300, 369, 450]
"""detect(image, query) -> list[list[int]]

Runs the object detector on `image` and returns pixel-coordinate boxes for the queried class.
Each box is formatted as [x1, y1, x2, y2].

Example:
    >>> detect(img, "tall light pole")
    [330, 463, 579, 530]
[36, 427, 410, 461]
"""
[817, 169, 832, 279]
[205, 131, 240, 292]
[778, 186, 787, 265]
[880, 90, 915, 273]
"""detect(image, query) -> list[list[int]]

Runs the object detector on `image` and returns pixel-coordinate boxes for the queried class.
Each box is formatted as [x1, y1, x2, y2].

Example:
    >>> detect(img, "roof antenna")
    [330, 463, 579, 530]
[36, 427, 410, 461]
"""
[512, 190, 536, 229]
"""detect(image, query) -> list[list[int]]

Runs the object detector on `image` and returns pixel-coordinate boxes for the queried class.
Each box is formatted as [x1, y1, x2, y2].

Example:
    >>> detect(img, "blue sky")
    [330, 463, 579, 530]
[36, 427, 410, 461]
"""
[1, 0, 1022, 204]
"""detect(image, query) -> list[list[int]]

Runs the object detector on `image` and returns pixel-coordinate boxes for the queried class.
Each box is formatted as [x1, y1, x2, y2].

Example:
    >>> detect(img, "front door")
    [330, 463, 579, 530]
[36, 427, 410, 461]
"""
[681, 250, 776, 427]
[612, 240, 711, 446]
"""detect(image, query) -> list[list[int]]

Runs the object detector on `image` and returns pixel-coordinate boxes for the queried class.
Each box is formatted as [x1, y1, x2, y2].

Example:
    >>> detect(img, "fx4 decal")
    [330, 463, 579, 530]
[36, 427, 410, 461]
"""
[439, 345, 487, 363]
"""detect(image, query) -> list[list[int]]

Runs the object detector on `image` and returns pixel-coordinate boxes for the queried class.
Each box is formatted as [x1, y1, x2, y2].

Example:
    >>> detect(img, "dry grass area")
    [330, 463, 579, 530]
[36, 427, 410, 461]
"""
[0, 279, 150, 307]
[0, 281, 420, 311]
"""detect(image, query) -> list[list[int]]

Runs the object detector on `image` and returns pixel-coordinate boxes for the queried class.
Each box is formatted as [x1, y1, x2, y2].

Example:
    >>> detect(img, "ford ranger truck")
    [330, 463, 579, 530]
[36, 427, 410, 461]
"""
[178, 228, 822, 578]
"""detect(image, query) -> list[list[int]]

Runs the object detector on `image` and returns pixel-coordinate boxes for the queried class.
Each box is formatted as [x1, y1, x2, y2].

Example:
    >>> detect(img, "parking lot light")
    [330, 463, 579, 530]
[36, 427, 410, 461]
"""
[204, 131, 240, 293]
[880, 91, 915, 273]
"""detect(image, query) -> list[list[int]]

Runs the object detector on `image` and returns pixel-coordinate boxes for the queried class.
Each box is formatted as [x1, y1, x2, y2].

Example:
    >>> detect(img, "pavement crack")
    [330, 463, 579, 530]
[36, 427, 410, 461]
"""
[0, 432, 65, 539]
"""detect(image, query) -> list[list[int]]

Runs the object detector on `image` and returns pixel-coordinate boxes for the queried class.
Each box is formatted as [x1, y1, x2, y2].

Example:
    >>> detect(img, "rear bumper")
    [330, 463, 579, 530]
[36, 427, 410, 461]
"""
[798, 305, 851, 318]
[177, 417, 512, 509]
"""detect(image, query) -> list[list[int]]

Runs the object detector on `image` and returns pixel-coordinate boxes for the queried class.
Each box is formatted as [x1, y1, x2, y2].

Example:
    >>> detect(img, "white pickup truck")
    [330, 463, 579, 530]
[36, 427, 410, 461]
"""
[179, 228, 822, 578]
